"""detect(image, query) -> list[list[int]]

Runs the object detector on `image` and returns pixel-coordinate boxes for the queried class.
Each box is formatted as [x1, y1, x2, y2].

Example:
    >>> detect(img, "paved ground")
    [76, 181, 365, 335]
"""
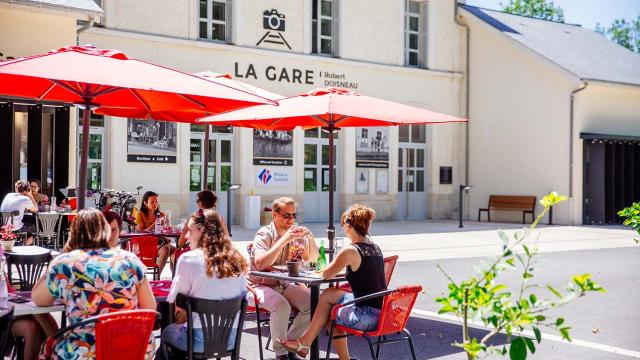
[156, 220, 639, 359]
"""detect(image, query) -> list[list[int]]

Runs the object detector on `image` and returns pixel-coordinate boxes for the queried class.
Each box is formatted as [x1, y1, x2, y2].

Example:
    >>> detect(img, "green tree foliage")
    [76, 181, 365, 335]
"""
[596, 15, 640, 53]
[618, 202, 640, 243]
[436, 192, 605, 360]
[501, 0, 564, 22]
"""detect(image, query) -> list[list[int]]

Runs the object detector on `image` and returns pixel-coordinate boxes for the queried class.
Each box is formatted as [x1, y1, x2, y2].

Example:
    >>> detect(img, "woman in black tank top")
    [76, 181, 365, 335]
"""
[279, 204, 385, 360]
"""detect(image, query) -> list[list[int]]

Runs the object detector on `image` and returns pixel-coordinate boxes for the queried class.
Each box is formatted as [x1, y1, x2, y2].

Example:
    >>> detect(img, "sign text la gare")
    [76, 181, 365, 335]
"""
[234, 62, 314, 85]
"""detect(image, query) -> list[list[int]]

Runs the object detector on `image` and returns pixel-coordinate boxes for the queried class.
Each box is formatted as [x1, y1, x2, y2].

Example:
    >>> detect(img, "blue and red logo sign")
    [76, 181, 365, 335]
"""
[258, 168, 272, 184]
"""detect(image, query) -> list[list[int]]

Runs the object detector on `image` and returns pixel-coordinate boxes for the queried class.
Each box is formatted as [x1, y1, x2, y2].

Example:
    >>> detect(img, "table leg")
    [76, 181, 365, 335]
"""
[310, 284, 320, 360]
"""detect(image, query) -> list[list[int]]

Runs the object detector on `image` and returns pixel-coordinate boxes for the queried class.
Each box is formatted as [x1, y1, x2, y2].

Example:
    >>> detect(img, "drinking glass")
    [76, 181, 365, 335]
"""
[334, 237, 344, 254]
[164, 210, 172, 226]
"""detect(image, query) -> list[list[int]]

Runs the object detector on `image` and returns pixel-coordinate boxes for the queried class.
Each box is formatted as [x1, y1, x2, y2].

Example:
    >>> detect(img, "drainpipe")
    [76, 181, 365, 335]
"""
[569, 81, 588, 225]
[76, 18, 95, 46]
[454, 2, 470, 216]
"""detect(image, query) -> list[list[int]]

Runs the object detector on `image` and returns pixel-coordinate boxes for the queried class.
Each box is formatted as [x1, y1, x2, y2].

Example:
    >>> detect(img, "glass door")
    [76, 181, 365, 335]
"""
[303, 128, 338, 222]
[397, 125, 427, 219]
[189, 125, 233, 219]
[77, 112, 105, 200]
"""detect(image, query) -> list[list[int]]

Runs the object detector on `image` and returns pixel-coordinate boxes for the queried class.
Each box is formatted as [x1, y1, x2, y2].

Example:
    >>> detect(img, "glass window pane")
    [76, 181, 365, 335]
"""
[408, 148, 415, 167]
[212, 1, 225, 20]
[190, 139, 201, 162]
[190, 124, 205, 132]
[208, 140, 216, 163]
[199, 22, 207, 39]
[321, 39, 332, 54]
[398, 170, 403, 192]
[304, 168, 317, 191]
[417, 149, 425, 168]
[190, 165, 201, 191]
[416, 170, 424, 192]
[408, 0, 420, 13]
[321, 19, 332, 36]
[207, 166, 215, 191]
[409, 17, 419, 31]
[211, 126, 232, 133]
[409, 34, 418, 50]
[221, 140, 231, 163]
[304, 144, 317, 165]
[312, 0, 318, 19]
[199, 0, 207, 18]
[407, 169, 414, 192]
[221, 165, 231, 191]
[320, 128, 337, 138]
[212, 23, 225, 41]
[321, 168, 335, 191]
[398, 148, 403, 167]
[411, 124, 426, 143]
[399, 126, 410, 142]
[88, 134, 102, 160]
[409, 52, 418, 66]
[305, 128, 319, 138]
[321, 0, 332, 16]
[322, 145, 335, 165]
[88, 163, 101, 190]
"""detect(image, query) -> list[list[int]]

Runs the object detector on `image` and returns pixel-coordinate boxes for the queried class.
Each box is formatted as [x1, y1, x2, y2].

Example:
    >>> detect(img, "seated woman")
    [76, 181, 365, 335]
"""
[30, 179, 49, 209]
[104, 210, 123, 248]
[177, 190, 219, 248]
[135, 191, 176, 275]
[279, 204, 385, 360]
[159, 209, 246, 358]
[31, 209, 157, 359]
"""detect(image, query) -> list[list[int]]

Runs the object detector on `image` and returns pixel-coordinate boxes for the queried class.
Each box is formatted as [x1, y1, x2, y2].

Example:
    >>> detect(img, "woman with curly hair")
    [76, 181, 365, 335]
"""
[159, 208, 247, 356]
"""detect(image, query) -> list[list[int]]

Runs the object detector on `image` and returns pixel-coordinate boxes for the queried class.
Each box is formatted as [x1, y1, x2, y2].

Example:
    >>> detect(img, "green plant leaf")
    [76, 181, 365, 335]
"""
[533, 326, 542, 343]
[524, 337, 536, 354]
[529, 294, 538, 305]
[509, 337, 527, 360]
[556, 317, 565, 327]
[547, 285, 562, 298]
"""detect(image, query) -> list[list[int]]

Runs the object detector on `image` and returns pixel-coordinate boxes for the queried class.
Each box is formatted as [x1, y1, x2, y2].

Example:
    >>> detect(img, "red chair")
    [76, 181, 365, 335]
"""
[338, 255, 399, 292]
[326, 285, 422, 360]
[42, 310, 158, 360]
[125, 235, 161, 280]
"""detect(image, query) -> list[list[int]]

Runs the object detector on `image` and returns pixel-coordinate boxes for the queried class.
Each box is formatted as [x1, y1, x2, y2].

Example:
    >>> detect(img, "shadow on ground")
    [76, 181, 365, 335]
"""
[240, 315, 508, 360]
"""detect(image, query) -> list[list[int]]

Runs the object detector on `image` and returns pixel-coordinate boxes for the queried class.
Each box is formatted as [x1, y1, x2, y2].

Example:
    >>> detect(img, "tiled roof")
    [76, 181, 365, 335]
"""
[460, 4, 640, 86]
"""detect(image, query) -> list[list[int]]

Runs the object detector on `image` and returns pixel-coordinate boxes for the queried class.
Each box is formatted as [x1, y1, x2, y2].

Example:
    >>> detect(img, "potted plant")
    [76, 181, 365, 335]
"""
[0, 224, 17, 251]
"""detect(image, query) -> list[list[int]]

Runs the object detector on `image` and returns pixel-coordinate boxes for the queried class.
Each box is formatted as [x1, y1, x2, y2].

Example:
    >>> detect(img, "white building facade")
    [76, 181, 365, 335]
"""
[77, 0, 468, 226]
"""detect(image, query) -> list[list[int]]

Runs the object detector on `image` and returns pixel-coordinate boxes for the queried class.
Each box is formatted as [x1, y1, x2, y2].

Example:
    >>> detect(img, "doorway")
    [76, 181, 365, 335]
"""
[303, 128, 339, 222]
[397, 125, 427, 220]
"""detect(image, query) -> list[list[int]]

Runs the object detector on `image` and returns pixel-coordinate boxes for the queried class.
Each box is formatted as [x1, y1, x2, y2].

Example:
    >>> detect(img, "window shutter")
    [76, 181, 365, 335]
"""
[225, 0, 233, 44]
[419, 1, 428, 68]
[331, 0, 340, 57]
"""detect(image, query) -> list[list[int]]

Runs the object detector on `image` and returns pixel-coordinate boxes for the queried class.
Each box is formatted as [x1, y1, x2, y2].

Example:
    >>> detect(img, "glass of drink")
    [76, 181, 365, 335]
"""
[334, 237, 344, 254]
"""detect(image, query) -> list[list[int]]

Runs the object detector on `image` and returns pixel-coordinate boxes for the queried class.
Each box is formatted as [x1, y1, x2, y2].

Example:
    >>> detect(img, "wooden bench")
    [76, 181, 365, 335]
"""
[478, 195, 536, 224]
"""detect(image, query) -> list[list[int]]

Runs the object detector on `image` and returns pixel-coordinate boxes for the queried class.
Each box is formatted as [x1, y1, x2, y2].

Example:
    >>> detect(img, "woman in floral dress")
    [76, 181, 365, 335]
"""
[32, 209, 157, 359]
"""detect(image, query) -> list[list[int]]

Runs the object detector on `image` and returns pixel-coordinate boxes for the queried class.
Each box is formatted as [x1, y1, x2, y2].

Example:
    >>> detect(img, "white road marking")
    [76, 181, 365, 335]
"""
[411, 309, 640, 359]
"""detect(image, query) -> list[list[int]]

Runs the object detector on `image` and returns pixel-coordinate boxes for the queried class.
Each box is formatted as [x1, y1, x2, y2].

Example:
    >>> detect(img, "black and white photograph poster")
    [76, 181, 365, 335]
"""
[253, 129, 294, 166]
[356, 127, 389, 168]
[127, 118, 177, 163]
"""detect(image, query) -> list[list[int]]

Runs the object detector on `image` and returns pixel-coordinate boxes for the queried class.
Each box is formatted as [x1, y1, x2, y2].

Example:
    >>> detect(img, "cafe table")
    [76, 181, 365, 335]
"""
[250, 269, 347, 360]
[119, 230, 182, 249]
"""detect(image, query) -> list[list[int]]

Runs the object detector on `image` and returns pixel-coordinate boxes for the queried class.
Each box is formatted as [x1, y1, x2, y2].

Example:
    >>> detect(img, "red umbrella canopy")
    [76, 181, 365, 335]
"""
[0, 45, 275, 122]
[200, 87, 466, 128]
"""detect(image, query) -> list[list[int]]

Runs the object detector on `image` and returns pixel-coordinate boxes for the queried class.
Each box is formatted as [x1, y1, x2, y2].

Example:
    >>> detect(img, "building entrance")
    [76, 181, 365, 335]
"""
[397, 125, 427, 220]
[303, 128, 339, 222]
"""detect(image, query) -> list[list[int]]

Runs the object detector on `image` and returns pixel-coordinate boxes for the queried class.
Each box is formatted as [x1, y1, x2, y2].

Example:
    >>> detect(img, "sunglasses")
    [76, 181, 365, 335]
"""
[278, 212, 297, 220]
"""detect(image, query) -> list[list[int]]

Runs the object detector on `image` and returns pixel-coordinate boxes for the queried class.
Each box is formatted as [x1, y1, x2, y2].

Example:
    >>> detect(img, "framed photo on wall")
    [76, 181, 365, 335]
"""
[376, 169, 388, 193]
[356, 169, 369, 194]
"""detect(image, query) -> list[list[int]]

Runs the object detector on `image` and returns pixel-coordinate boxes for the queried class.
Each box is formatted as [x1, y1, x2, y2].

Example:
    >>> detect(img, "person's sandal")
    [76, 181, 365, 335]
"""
[277, 339, 310, 358]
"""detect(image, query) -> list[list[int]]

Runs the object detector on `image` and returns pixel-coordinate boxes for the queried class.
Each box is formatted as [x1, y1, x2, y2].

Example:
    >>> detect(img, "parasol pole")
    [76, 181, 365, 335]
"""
[202, 124, 210, 190]
[327, 114, 336, 262]
[77, 97, 94, 210]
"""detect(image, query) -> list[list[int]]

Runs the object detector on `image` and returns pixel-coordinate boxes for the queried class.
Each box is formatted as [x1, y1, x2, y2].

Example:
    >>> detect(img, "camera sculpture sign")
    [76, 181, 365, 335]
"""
[257, 9, 291, 49]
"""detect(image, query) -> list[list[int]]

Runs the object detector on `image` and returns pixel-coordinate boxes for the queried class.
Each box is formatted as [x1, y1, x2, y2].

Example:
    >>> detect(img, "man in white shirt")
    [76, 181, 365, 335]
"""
[1, 180, 39, 245]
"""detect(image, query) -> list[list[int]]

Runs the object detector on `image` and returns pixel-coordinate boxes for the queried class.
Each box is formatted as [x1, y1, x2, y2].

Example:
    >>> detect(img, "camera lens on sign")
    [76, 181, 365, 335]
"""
[263, 9, 286, 31]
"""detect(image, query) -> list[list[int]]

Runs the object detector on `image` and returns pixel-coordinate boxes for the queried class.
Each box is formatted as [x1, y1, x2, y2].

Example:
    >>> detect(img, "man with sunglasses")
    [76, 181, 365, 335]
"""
[248, 197, 319, 360]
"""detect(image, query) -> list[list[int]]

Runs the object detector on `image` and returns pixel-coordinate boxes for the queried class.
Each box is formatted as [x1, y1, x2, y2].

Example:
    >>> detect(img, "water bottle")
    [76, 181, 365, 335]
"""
[50, 196, 57, 211]
[317, 239, 327, 270]
[0, 248, 8, 301]
[154, 213, 162, 233]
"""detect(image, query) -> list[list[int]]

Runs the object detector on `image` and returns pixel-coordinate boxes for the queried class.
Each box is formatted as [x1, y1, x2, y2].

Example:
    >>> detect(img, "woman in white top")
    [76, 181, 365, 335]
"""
[160, 208, 247, 356]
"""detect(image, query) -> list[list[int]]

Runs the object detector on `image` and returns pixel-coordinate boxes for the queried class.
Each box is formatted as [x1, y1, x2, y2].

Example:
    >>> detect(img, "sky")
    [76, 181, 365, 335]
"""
[465, 0, 640, 30]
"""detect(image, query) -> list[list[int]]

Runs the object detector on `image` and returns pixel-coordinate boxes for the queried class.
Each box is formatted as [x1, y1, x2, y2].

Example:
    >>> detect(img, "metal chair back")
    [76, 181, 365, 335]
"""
[6, 252, 52, 291]
[0, 210, 19, 227]
[168, 293, 247, 360]
[36, 213, 63, 250]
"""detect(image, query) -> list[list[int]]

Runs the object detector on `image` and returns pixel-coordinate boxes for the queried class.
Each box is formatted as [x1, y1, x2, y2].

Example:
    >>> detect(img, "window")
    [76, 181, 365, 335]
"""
[405, 0, 424, 67]
[199, 0, 232, 42]
[312, 0, 338, 56]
